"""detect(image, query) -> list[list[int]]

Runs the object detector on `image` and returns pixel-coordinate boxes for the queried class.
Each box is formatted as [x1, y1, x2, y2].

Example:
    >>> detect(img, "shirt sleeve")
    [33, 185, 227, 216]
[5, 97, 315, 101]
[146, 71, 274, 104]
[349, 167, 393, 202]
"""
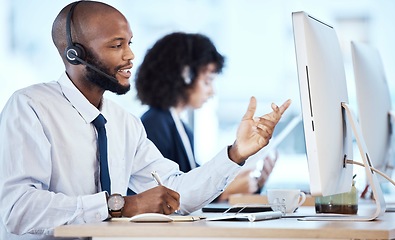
[129, 119, 241, 214]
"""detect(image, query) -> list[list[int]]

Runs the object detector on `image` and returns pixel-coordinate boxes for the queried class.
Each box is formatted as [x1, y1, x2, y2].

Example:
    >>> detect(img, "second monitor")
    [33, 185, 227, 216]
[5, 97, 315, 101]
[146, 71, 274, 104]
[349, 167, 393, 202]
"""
[351, 41, 395, 182]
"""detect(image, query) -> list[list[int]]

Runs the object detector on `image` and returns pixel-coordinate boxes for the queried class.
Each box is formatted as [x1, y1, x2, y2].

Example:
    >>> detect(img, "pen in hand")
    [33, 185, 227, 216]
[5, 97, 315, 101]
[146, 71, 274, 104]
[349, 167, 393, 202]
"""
[151, 171, 181, 214]
[151, 171, 163, 186]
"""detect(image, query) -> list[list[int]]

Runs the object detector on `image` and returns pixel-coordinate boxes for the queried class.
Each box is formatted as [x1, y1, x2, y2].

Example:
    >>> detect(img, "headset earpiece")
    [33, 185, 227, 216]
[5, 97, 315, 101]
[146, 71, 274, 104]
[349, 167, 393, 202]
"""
[65, 43, 86, 65]
[182, 66, 192, 85]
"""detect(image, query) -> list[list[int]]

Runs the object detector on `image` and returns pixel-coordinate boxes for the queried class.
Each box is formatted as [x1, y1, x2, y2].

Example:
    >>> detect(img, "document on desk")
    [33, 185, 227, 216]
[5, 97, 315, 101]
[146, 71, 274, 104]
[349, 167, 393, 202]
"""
[205, 211, 283, 222]
[111, 213, 205, 222]
[202, 203, 273, 213]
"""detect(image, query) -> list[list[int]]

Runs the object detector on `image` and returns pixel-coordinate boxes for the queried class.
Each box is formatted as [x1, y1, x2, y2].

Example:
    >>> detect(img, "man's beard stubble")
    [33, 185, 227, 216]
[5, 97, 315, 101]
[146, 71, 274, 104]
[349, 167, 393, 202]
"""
[85, 50, 130, 95]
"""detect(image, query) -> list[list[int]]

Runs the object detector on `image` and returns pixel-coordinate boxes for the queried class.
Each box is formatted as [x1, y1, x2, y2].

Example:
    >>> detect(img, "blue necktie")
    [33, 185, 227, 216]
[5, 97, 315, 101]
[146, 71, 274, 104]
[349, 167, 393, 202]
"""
[92, 114, 111, 194]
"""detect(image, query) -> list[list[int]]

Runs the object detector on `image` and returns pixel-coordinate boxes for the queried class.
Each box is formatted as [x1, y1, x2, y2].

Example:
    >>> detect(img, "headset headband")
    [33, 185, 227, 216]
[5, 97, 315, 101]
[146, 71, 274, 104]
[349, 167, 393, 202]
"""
[66, 1, 81, 48]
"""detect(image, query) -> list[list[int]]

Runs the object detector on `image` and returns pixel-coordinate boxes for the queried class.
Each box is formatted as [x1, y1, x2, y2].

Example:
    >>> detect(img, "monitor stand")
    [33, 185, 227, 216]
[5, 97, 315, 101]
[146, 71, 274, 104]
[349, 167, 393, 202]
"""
[300, 103, 386, 221]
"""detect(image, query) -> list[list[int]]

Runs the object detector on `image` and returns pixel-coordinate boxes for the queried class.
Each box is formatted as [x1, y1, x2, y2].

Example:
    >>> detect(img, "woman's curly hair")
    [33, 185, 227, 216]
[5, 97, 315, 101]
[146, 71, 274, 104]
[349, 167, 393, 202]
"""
[135, 32, 225, 109]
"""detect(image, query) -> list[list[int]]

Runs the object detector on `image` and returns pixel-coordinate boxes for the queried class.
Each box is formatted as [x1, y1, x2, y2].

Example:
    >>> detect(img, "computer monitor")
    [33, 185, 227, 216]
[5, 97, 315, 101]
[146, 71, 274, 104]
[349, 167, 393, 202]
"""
[292, 11, 353, 197]
[351, 41, 394, 181]
[292, 11, 385, 220]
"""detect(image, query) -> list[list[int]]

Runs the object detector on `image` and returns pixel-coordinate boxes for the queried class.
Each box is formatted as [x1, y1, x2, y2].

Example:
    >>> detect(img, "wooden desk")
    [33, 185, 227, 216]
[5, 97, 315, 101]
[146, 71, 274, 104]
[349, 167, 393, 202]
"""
[54, 207, 395, 239]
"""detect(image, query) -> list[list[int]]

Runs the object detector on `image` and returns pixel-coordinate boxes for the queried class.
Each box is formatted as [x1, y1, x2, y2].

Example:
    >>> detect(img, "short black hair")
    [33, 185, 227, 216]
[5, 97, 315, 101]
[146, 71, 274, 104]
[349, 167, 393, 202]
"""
[135, 32, 225, 109]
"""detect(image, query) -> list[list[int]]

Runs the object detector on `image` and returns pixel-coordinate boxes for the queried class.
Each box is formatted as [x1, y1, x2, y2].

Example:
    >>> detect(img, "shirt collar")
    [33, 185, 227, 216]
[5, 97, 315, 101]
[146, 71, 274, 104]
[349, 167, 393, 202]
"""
[58, 72, 101, 124]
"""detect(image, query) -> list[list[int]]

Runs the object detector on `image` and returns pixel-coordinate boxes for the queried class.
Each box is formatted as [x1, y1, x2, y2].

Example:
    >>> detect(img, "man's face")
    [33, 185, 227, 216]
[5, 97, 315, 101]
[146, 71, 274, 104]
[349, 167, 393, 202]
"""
[81, 11, 134, 95]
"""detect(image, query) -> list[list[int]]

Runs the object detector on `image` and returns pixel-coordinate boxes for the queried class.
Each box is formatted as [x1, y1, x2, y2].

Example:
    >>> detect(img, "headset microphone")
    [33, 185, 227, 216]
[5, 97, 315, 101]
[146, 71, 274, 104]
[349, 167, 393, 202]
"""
[67, 51, 120, 84]
[64, 1, 119, 84]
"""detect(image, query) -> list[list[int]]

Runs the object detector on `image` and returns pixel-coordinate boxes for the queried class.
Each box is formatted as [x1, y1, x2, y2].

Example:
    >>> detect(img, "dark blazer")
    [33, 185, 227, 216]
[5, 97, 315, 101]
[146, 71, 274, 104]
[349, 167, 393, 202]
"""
[141, 108, 198, 172]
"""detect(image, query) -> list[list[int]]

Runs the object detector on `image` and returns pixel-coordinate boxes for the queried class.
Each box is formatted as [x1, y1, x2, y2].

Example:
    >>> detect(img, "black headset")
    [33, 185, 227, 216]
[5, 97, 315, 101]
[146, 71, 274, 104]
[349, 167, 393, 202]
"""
[65, 1, 86, 65]
[63, 1, 119, 84]
[184, 35, 195, 84]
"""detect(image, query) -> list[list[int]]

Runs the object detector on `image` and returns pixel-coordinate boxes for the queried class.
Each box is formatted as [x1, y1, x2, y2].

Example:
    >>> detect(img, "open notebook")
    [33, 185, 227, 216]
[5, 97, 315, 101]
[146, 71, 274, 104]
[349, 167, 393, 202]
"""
[202, 203, 274, 213]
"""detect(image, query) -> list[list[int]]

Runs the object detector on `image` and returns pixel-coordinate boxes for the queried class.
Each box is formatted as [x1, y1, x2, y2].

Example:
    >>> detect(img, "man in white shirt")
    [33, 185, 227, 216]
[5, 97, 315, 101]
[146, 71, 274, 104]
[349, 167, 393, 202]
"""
[0, 1, 291, 239]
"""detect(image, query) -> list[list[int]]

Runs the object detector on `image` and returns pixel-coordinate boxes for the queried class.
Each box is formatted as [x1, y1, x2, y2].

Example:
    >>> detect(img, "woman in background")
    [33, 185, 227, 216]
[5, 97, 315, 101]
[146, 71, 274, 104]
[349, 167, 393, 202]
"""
[135, 32, 276, 201]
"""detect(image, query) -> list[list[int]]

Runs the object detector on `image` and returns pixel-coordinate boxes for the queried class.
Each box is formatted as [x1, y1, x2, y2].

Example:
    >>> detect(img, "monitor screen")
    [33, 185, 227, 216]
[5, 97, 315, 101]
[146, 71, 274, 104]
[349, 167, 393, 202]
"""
[292, 11, 353, 197]
[351, 41, 394, 181]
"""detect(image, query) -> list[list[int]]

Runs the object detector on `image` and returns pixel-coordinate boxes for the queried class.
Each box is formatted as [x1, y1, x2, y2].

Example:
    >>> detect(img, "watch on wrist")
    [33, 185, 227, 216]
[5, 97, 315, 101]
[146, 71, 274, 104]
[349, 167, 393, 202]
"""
[107, 193, 125, 218]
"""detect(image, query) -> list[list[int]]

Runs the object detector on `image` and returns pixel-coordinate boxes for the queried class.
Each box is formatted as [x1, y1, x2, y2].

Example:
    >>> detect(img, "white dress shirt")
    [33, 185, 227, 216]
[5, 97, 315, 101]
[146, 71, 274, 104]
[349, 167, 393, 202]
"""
[0, 73, 240, 240]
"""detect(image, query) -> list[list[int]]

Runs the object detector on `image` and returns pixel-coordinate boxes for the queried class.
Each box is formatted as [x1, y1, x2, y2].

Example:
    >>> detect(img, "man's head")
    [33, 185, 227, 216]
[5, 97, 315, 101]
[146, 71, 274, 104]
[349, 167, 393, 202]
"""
[52, 1, 134, 95]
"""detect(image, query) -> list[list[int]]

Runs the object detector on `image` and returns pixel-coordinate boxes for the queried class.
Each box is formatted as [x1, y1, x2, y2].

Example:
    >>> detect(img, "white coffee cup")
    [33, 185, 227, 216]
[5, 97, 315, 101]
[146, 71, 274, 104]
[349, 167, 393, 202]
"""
[267, 189, 306, 213]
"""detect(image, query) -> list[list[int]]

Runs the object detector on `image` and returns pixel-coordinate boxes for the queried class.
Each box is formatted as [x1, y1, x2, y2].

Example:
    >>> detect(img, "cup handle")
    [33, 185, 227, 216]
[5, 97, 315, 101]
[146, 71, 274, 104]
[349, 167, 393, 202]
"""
[297, 191, 306, 207]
